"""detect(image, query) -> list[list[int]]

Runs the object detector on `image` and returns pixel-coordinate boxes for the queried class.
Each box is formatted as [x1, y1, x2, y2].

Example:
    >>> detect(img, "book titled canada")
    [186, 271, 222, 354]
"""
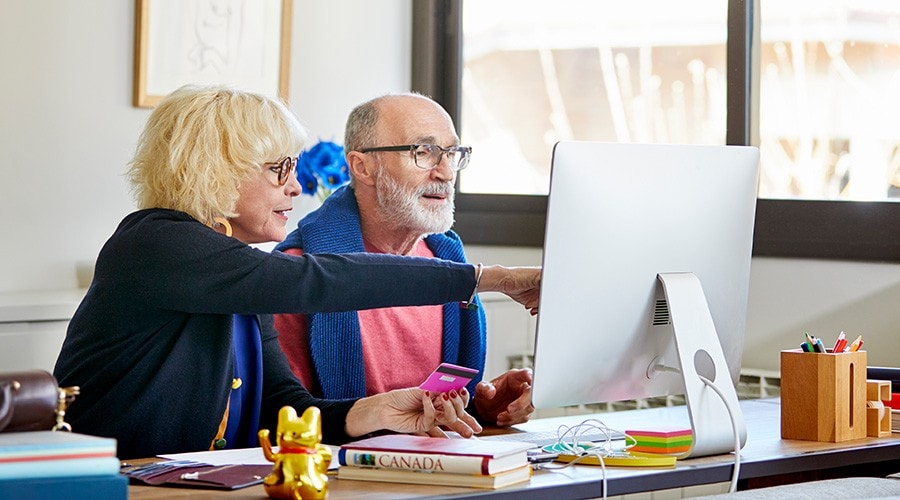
[337, 463, 532, 489]
[338, 434, 533, 475]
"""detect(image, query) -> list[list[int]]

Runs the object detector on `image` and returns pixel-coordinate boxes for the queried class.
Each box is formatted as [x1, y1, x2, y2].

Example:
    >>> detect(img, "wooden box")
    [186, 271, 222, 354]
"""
[781, 349, 867, 442]
[866, 379, 892, 438]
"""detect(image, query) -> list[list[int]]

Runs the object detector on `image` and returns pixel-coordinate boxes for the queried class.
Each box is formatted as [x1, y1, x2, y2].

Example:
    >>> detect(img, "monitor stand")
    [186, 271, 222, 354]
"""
[657, 273, 748, 458]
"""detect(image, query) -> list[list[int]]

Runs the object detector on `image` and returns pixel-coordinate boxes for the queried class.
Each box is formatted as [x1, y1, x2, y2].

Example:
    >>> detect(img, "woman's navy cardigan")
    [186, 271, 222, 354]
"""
[54, 208, 475, 459]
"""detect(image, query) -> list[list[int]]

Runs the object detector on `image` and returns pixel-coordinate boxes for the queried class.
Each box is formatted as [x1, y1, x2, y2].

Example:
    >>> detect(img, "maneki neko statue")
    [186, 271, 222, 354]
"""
[259, 406, 331, 499]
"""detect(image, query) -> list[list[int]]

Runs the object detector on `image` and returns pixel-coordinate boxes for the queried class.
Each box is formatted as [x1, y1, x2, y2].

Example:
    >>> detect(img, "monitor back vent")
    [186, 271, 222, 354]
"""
[653, 299, 671, 325]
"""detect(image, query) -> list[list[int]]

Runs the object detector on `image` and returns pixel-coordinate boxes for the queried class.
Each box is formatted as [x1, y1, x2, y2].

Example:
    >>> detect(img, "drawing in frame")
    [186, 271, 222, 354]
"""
[133, 0, 292, 108]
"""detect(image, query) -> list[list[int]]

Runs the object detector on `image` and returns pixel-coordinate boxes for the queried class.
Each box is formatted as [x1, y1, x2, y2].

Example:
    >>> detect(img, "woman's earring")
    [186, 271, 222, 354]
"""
[213, 217, 233, 237]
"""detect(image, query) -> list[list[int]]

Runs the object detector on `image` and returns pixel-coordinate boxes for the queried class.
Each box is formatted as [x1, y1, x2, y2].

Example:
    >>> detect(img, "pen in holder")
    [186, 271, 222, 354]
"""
[780, 348, 867, 442]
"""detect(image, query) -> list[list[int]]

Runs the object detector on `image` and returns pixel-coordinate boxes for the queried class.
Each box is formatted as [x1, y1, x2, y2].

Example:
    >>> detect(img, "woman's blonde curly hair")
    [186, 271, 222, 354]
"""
[127, 85, 307, 226]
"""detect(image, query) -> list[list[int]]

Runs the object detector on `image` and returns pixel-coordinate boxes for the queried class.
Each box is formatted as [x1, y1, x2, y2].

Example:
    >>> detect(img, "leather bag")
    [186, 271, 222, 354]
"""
[0, 370, 79, 432]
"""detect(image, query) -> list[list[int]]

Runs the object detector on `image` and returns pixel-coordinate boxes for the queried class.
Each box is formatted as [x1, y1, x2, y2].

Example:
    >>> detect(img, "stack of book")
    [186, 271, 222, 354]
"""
[336, 434, 533, 489]
[0, 431, 126, 499]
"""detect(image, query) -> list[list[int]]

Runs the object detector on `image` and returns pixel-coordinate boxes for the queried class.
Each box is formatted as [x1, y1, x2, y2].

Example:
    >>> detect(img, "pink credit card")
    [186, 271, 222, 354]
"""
[419, 363, 479, 393]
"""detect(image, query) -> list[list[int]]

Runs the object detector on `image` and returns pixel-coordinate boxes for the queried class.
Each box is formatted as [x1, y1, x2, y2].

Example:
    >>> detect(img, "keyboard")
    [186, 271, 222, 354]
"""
[478, 429, 625, 448]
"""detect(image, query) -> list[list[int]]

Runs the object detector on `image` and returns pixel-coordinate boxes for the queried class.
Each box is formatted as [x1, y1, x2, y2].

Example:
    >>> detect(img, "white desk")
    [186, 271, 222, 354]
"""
[129, 398, 900, 499]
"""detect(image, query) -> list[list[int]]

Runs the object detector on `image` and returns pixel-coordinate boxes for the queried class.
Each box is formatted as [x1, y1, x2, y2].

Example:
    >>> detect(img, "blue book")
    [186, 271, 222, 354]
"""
[0, 456, 121, 480]
[0, 474, 127, 500]
[0, 431, 117, 462]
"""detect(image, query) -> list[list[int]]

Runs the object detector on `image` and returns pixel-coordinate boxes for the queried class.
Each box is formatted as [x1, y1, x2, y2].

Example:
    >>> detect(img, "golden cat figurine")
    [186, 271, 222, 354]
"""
[259, 406, 331, 499]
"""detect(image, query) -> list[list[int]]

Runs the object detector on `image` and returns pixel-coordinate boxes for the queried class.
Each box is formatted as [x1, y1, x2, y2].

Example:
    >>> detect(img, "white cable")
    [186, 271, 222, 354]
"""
[552, 418, 627, 454]
[538, 380, 740, 497]
[697, 374, 742, 493]
[536, 447, 608, 499]
[536, 418, 631, 499]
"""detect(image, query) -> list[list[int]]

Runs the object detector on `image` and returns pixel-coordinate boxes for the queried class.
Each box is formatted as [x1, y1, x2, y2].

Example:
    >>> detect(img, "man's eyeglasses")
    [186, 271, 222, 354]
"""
[358, 144, 472, 171]
[263, 156, 297, 186]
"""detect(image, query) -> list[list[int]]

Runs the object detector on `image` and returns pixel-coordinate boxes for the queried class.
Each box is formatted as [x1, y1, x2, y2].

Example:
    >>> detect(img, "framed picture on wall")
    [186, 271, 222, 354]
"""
[133, 0, 292, 108]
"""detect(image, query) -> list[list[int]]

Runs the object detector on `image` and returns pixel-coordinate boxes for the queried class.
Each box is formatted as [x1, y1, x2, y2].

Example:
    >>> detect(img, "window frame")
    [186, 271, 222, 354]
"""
[412, 0, 900, 262]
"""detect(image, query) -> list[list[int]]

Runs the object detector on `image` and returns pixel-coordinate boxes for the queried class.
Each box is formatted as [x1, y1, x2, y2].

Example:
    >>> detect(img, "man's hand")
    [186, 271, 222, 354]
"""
[473, 368, 535, 426]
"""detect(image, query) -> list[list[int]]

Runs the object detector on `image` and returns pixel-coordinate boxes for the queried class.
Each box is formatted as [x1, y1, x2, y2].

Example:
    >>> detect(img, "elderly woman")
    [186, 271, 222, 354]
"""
[53, 85, 540, 459]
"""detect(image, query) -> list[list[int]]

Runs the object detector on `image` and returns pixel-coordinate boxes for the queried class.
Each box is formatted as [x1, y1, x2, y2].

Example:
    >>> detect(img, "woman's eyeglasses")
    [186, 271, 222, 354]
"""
[359, 144, 472, 171]
[264, 156, 297, 186]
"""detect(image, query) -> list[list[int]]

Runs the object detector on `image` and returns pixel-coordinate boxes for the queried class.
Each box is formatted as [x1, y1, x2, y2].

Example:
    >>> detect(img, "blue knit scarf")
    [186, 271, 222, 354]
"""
[276, 186, 486, 399]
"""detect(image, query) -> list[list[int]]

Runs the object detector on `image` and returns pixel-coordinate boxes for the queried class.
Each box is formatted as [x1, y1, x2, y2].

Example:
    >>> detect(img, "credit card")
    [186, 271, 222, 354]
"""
[419, 363, 479, 393]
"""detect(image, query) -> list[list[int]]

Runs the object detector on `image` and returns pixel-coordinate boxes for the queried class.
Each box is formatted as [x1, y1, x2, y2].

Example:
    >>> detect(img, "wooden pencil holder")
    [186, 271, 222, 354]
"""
[780, 349, 867, 442]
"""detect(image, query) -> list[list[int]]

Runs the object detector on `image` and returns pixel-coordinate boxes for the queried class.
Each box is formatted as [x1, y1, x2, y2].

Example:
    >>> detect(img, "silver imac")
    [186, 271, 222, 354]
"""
[531, 141, 759, 458]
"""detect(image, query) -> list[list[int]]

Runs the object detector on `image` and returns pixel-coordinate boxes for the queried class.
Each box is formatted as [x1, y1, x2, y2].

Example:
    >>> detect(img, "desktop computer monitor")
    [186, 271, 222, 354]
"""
[530, 141, 759, 458]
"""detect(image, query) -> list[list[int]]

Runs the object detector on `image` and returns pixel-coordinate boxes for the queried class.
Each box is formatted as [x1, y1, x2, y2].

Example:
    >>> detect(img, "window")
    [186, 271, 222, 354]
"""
[759, 1, 900, 202]
[460, 0, 728, 195]
[412, 0, 900, 261]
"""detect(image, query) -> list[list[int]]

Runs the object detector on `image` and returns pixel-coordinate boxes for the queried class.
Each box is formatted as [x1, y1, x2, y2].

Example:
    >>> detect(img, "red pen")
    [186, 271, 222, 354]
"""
[832, 331, 846, 353]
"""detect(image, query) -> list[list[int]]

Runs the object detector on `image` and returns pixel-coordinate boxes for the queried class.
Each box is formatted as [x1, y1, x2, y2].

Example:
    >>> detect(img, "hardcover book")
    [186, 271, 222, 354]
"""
[0, 474, 128, 500]
[0, 431, 117, 463]
[0, 431, 120, 480]
[338, 434, 532, 475]
[0, 456, 121, 480]
[336, 463, 532, 489]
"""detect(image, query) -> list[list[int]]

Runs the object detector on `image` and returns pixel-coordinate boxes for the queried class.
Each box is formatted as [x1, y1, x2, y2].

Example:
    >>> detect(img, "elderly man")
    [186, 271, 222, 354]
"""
[274, 93, 534, 427]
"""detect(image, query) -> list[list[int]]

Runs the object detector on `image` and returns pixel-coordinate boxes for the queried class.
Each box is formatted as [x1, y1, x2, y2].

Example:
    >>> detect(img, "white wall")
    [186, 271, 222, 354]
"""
[743, 257, 900, 372]
[0, 0, 411, 291]
[1, 1, 898, 373]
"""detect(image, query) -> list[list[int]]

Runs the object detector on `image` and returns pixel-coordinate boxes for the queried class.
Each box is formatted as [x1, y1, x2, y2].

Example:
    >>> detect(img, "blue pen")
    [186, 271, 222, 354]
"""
[800, 342, 811, 352]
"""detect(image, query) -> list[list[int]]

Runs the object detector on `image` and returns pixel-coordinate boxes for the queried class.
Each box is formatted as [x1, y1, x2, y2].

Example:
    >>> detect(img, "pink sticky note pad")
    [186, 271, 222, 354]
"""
[419, 363, 479, 393]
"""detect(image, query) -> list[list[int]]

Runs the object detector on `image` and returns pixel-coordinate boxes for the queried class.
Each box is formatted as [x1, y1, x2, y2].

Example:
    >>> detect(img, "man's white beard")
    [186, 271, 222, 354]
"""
[374, 168, 455, 235]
